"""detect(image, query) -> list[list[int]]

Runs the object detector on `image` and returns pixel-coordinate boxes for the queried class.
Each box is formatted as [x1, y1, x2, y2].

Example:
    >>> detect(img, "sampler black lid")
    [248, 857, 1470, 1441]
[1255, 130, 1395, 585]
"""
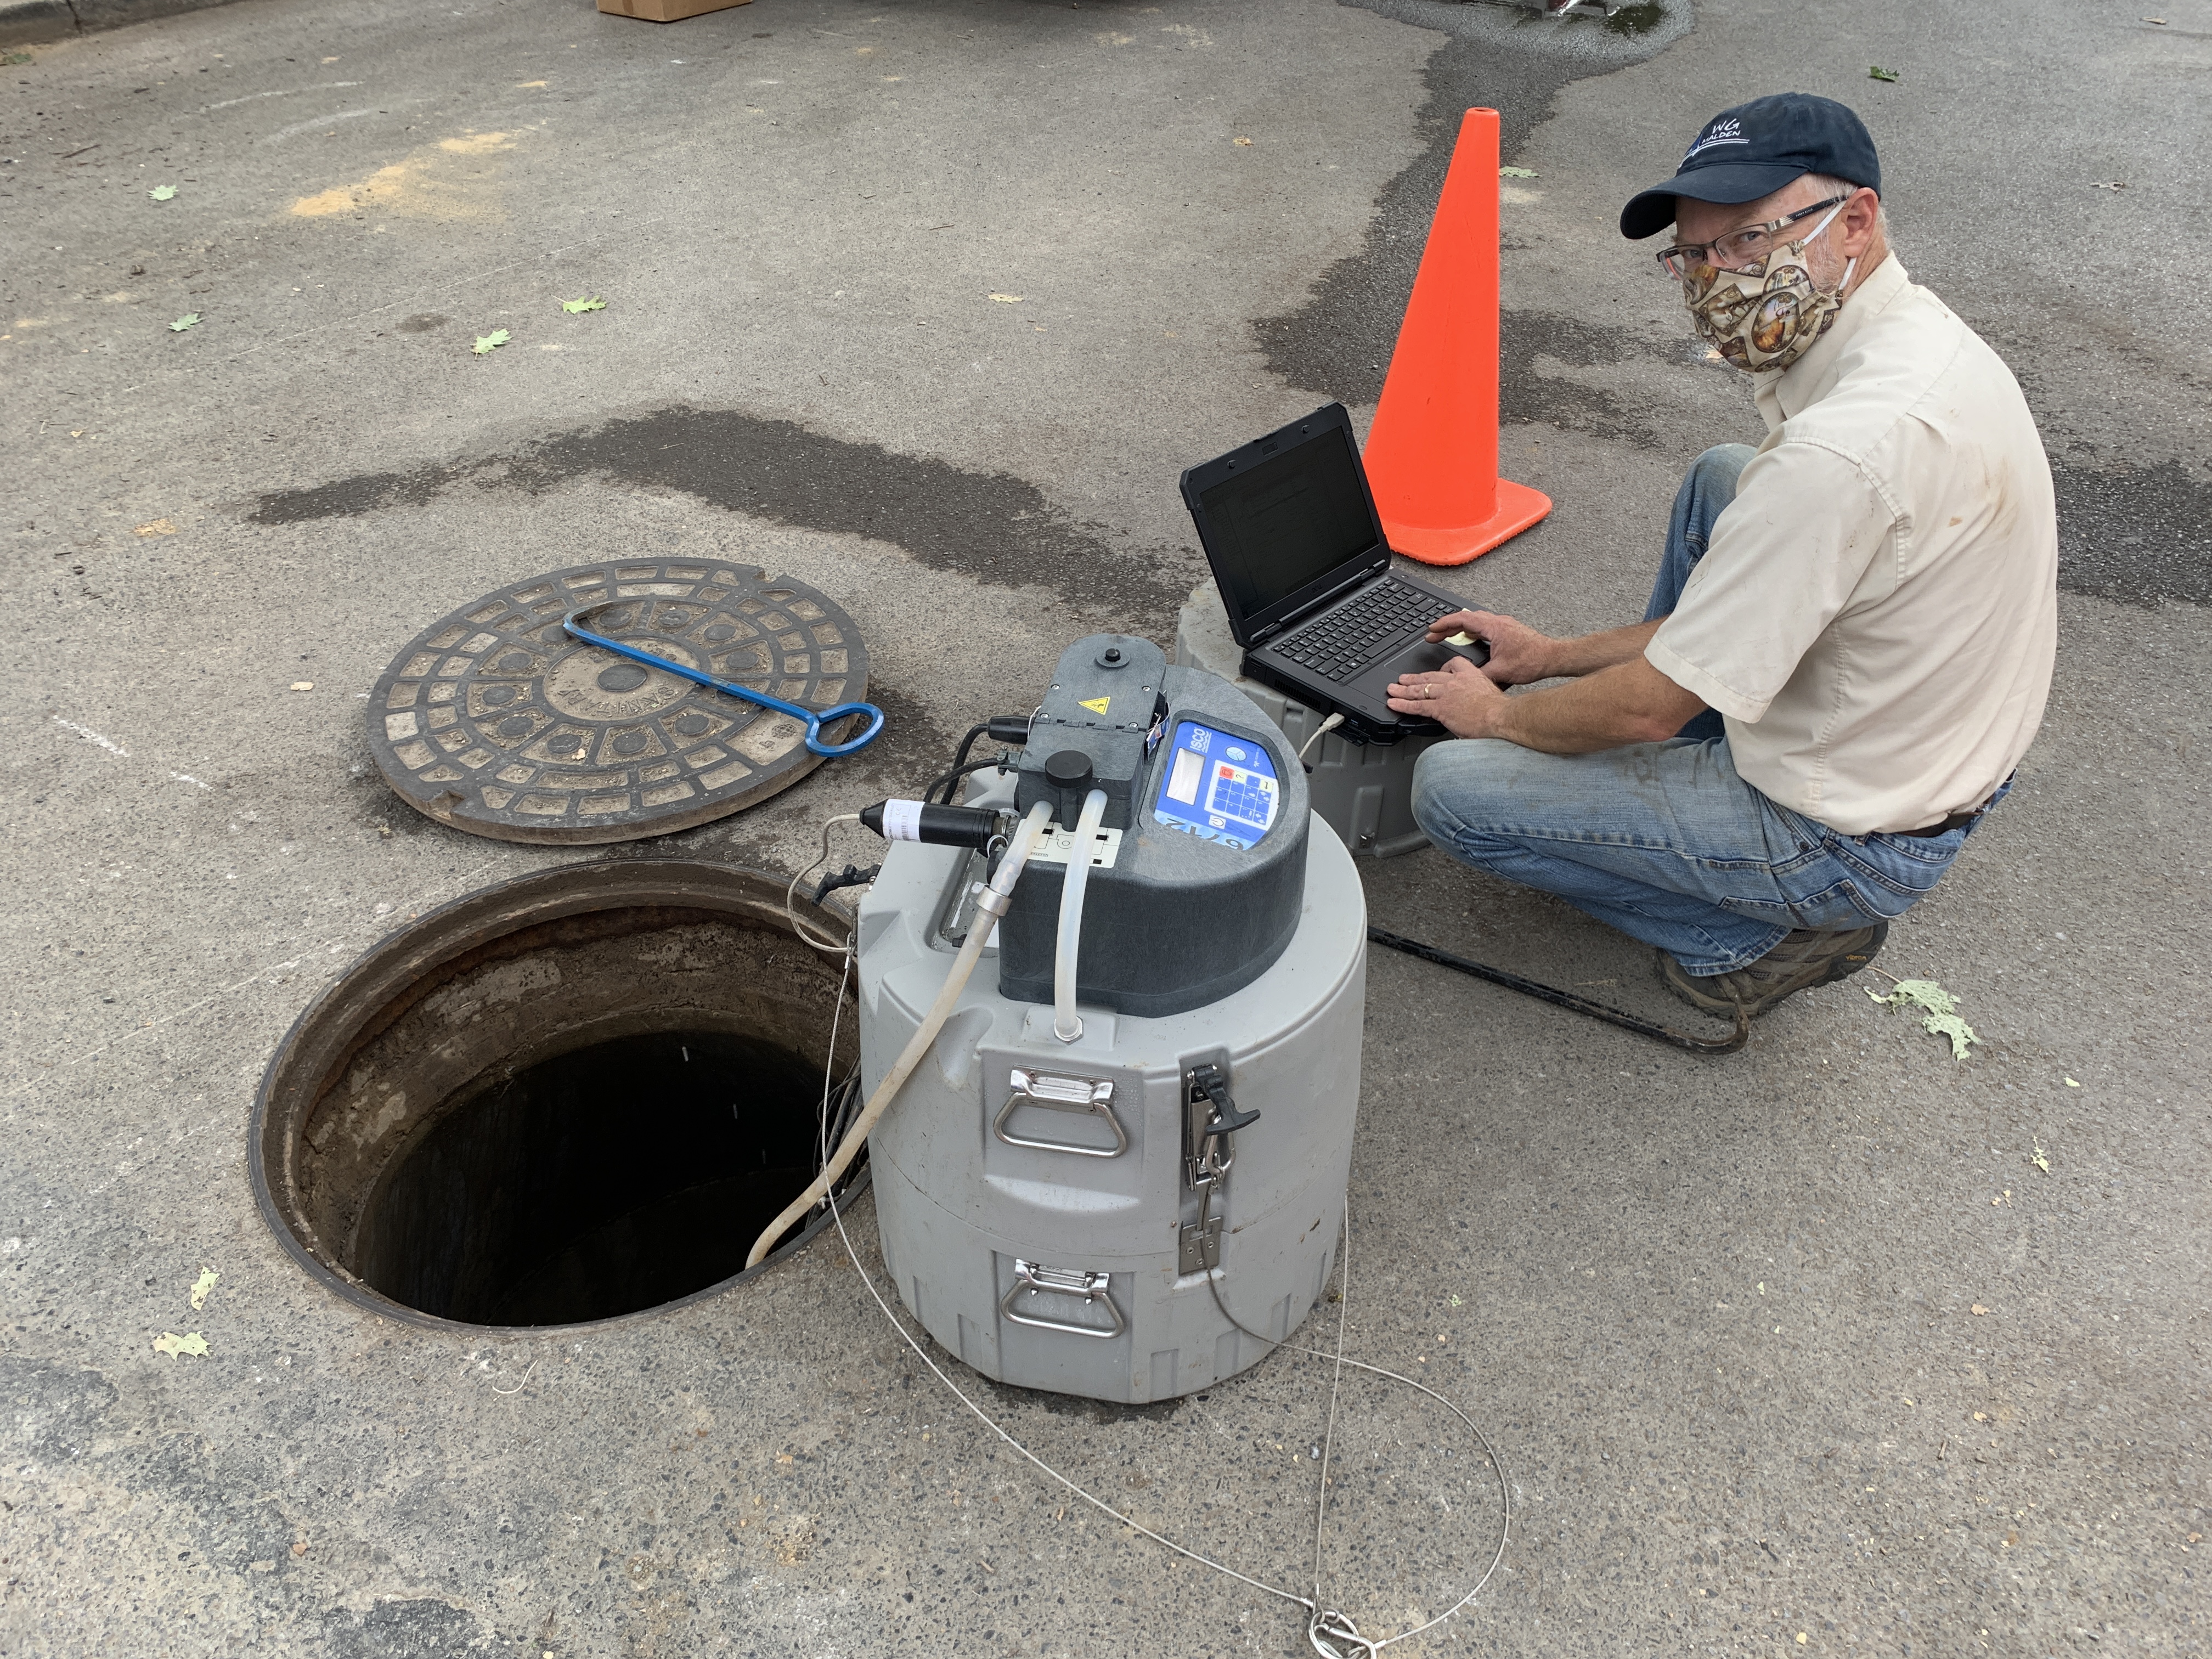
[1043, 751, 1094, 788]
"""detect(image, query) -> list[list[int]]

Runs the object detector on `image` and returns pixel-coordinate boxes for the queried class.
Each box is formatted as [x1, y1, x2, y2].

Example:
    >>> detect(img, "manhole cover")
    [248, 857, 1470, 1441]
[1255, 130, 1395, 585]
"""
[369, 560, 870, 844]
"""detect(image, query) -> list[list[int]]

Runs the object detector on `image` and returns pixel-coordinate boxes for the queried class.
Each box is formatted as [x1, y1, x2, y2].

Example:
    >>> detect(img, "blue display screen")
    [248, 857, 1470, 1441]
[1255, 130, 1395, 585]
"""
[1151, 720, 1279, 850]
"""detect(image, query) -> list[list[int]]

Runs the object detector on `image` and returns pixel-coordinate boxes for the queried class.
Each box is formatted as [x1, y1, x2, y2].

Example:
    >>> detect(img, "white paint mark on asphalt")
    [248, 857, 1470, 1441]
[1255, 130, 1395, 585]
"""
[262, 109, 379, 144]
[206, 81, 362, 111]
[171, 772, 213, 789]
[52, 716, 128, 758]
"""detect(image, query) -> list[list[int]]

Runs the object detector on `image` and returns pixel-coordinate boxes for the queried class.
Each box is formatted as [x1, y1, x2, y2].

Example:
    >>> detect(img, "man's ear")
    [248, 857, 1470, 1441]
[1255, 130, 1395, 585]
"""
[1840, 188, 1883, 257]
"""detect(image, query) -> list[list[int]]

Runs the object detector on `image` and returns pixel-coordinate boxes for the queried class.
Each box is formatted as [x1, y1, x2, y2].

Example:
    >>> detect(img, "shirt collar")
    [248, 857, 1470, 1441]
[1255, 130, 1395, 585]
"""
[1754, 252, 1911, 430]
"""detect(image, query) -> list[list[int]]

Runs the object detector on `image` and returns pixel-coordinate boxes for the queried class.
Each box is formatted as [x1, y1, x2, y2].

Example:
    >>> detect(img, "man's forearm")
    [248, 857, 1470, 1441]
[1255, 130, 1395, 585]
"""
[1541, 619, 1667, 679]
[1474, 656, 1706, 754]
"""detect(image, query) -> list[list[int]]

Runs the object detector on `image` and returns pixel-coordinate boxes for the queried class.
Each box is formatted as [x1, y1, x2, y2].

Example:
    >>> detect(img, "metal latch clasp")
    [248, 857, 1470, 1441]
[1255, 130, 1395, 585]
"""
[1183, 1062, 1260, 1189]
[999, 1259, 1125, 1339]
[993, 1069, 1128, 1158]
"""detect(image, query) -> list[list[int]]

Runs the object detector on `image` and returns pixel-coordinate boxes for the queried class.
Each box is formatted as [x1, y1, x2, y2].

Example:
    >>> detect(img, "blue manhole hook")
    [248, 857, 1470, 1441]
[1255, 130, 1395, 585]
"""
[562, 602, 886, 759]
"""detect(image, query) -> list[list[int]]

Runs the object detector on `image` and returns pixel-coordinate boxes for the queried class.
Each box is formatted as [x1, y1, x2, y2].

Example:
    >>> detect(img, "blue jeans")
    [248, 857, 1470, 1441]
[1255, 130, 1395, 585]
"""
[1409, 445, 1992, 975]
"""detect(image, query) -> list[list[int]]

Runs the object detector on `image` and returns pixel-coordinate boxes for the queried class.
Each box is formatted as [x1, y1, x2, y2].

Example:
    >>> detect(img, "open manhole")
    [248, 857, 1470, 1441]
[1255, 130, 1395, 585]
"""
[252, 862, 862, 1329]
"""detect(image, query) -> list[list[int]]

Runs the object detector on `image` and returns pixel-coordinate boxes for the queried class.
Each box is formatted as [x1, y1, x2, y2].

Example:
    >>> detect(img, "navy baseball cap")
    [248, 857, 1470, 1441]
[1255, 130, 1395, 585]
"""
[1620, 93, 1881, 239]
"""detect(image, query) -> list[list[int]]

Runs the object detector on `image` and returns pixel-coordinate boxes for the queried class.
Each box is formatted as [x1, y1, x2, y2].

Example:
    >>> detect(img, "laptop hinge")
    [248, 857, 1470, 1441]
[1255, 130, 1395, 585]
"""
[1307, 567, 1380, 614]
[1251, 621, 1282, 643]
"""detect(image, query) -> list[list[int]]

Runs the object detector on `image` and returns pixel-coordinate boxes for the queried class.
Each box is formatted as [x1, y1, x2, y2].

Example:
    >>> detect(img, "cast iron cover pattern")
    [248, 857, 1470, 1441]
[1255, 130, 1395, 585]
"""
[369, 560, 868, 844]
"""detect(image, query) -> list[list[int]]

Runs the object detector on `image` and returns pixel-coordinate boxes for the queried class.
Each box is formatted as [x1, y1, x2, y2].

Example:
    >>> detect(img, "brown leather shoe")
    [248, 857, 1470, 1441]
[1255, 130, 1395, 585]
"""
[1656, 923, 1889, 1019]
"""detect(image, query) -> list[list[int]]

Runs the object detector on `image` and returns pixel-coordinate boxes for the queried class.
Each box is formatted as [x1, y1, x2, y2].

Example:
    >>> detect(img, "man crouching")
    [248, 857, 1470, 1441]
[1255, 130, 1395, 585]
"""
[1392, 93, 2056, 1018]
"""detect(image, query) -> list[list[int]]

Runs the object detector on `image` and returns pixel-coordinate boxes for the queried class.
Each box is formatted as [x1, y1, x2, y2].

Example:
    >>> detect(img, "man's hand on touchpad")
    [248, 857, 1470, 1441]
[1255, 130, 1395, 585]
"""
[1426, 610, 1558, 687]
[1438, 630, 1491, 669]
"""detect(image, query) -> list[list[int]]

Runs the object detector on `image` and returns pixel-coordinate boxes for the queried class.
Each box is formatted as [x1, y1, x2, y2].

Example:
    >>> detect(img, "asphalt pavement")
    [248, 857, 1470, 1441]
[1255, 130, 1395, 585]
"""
[4, 0, 2208, 1654]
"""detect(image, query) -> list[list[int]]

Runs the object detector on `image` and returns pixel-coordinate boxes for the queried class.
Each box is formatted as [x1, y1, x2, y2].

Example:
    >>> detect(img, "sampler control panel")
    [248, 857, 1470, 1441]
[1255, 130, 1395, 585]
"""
[1152, 720, 1280, 850]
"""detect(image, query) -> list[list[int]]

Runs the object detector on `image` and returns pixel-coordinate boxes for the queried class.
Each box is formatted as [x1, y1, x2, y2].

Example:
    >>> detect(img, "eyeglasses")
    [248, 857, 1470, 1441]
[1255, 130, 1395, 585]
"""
[1655, 195, 1849, 279]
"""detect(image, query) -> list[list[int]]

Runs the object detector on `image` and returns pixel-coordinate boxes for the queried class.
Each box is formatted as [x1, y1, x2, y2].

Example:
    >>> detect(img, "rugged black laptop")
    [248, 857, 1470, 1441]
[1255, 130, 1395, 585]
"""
[1180, 402, 1487, 742]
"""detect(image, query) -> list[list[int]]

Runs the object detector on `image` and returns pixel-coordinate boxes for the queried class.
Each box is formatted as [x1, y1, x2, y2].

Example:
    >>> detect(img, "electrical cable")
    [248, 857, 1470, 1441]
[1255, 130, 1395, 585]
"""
[1188, 1176, 1512, 1654]
[940, 722, 991, 790]
[922, 755, 1007, 806]
[1365, 926, 1751, 1053]
[1296, 711, 1347, 768]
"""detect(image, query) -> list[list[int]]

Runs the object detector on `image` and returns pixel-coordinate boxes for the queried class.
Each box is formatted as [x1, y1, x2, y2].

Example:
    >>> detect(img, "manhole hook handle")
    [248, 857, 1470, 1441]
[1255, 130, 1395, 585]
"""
[563, 602, 885, 758]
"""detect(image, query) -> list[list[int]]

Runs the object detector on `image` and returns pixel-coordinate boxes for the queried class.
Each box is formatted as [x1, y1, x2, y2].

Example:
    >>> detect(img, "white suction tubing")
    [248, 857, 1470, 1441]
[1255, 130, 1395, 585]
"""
[1052, 788, 1110, 1042]
[744, 800, 1056, 1269]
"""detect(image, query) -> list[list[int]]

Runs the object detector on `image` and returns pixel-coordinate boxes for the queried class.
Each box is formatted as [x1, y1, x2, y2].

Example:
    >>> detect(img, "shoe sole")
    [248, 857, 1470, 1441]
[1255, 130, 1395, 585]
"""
[1658, 923, 1889, 1020]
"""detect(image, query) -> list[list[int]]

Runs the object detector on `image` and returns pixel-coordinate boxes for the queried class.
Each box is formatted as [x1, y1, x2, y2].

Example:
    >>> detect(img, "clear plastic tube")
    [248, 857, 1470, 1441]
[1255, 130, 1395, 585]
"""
[745, 800, 1054, 1268]
[1053, 788, 1110, 1043]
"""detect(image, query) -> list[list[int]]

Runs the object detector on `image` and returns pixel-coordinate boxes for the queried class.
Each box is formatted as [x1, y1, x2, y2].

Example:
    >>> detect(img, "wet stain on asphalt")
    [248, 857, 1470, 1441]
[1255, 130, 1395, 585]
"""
[1601, 1, 1669, 34]
[1256, 28, 1697, 447]
[250, 405, 1190, 618]
[1498, 310, 1674, 446]
[1255, 35, 1588, 413]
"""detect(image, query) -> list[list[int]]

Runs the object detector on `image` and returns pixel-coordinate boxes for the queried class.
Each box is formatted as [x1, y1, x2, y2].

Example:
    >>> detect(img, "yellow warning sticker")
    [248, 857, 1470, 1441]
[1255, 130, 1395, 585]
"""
[1077, 696, 1111, 715]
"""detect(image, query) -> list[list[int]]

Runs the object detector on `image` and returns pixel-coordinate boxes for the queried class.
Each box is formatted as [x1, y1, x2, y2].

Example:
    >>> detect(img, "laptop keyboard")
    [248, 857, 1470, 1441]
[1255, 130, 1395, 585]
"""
[1272, 580, 1455, 682]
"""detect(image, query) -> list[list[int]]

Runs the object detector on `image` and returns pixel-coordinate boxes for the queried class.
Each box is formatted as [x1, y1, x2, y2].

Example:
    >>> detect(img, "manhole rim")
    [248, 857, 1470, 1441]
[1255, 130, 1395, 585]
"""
[250, 857, 866, 1335]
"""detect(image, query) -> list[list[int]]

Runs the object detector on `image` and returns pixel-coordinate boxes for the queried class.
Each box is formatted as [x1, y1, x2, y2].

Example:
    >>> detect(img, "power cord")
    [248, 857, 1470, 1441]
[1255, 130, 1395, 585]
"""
[1296, 711, 1346, 769]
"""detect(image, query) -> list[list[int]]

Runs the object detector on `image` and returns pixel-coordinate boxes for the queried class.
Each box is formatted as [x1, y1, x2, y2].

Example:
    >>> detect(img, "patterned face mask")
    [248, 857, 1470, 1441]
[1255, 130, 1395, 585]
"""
[1681, 201, 1856, 374]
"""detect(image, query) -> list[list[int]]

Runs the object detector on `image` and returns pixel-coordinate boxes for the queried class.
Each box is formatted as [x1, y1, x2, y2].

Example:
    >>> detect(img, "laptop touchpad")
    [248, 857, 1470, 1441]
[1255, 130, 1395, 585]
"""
[1349, 637, 1486, 698]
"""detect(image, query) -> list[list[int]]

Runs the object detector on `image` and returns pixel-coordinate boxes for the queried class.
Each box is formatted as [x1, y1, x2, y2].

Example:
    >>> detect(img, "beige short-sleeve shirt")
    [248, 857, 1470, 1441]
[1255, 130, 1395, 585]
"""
[1646, 255, 2058, 836]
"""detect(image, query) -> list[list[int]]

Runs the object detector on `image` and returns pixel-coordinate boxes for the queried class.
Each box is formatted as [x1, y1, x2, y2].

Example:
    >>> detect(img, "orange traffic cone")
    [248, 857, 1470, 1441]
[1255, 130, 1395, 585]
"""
[1363, 108, 1551, 567]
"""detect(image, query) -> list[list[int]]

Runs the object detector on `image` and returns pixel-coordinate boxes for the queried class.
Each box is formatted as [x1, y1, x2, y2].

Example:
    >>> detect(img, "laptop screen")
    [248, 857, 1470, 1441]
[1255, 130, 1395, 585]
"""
[1193, 426, 1381, 622]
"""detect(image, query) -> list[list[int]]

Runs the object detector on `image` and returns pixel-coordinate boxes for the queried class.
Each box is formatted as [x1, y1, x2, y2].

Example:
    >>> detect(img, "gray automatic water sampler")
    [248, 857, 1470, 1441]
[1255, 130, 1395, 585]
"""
[803, 635, 1368, 1404]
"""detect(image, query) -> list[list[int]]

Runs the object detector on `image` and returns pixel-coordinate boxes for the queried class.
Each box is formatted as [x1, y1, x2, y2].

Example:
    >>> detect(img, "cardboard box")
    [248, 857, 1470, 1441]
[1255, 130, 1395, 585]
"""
[597, 0, 749, 23]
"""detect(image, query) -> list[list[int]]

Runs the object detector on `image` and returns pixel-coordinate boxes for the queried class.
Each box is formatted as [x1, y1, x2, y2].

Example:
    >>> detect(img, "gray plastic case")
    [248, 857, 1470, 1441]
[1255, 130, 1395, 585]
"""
[858, 767, 1367, 1403]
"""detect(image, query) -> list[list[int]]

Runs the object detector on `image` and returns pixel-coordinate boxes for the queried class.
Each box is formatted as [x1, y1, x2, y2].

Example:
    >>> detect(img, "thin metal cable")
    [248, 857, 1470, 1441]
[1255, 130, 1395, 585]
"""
[821, 1183, 1305, 1606]
[817, 953, 855, 1177]
[785, 814, 862, 957]
[1311, 1195, 1351, 1604]
[1197, 1184, 1513, 1651]
[822, 1128, 1510, 1651]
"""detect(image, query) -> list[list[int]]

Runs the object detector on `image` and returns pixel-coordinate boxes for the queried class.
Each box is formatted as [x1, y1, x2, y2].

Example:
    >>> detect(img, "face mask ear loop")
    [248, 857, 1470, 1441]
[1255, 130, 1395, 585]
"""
[1803, 199, 1848, 246]
[1801, 197, 1857, 295]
